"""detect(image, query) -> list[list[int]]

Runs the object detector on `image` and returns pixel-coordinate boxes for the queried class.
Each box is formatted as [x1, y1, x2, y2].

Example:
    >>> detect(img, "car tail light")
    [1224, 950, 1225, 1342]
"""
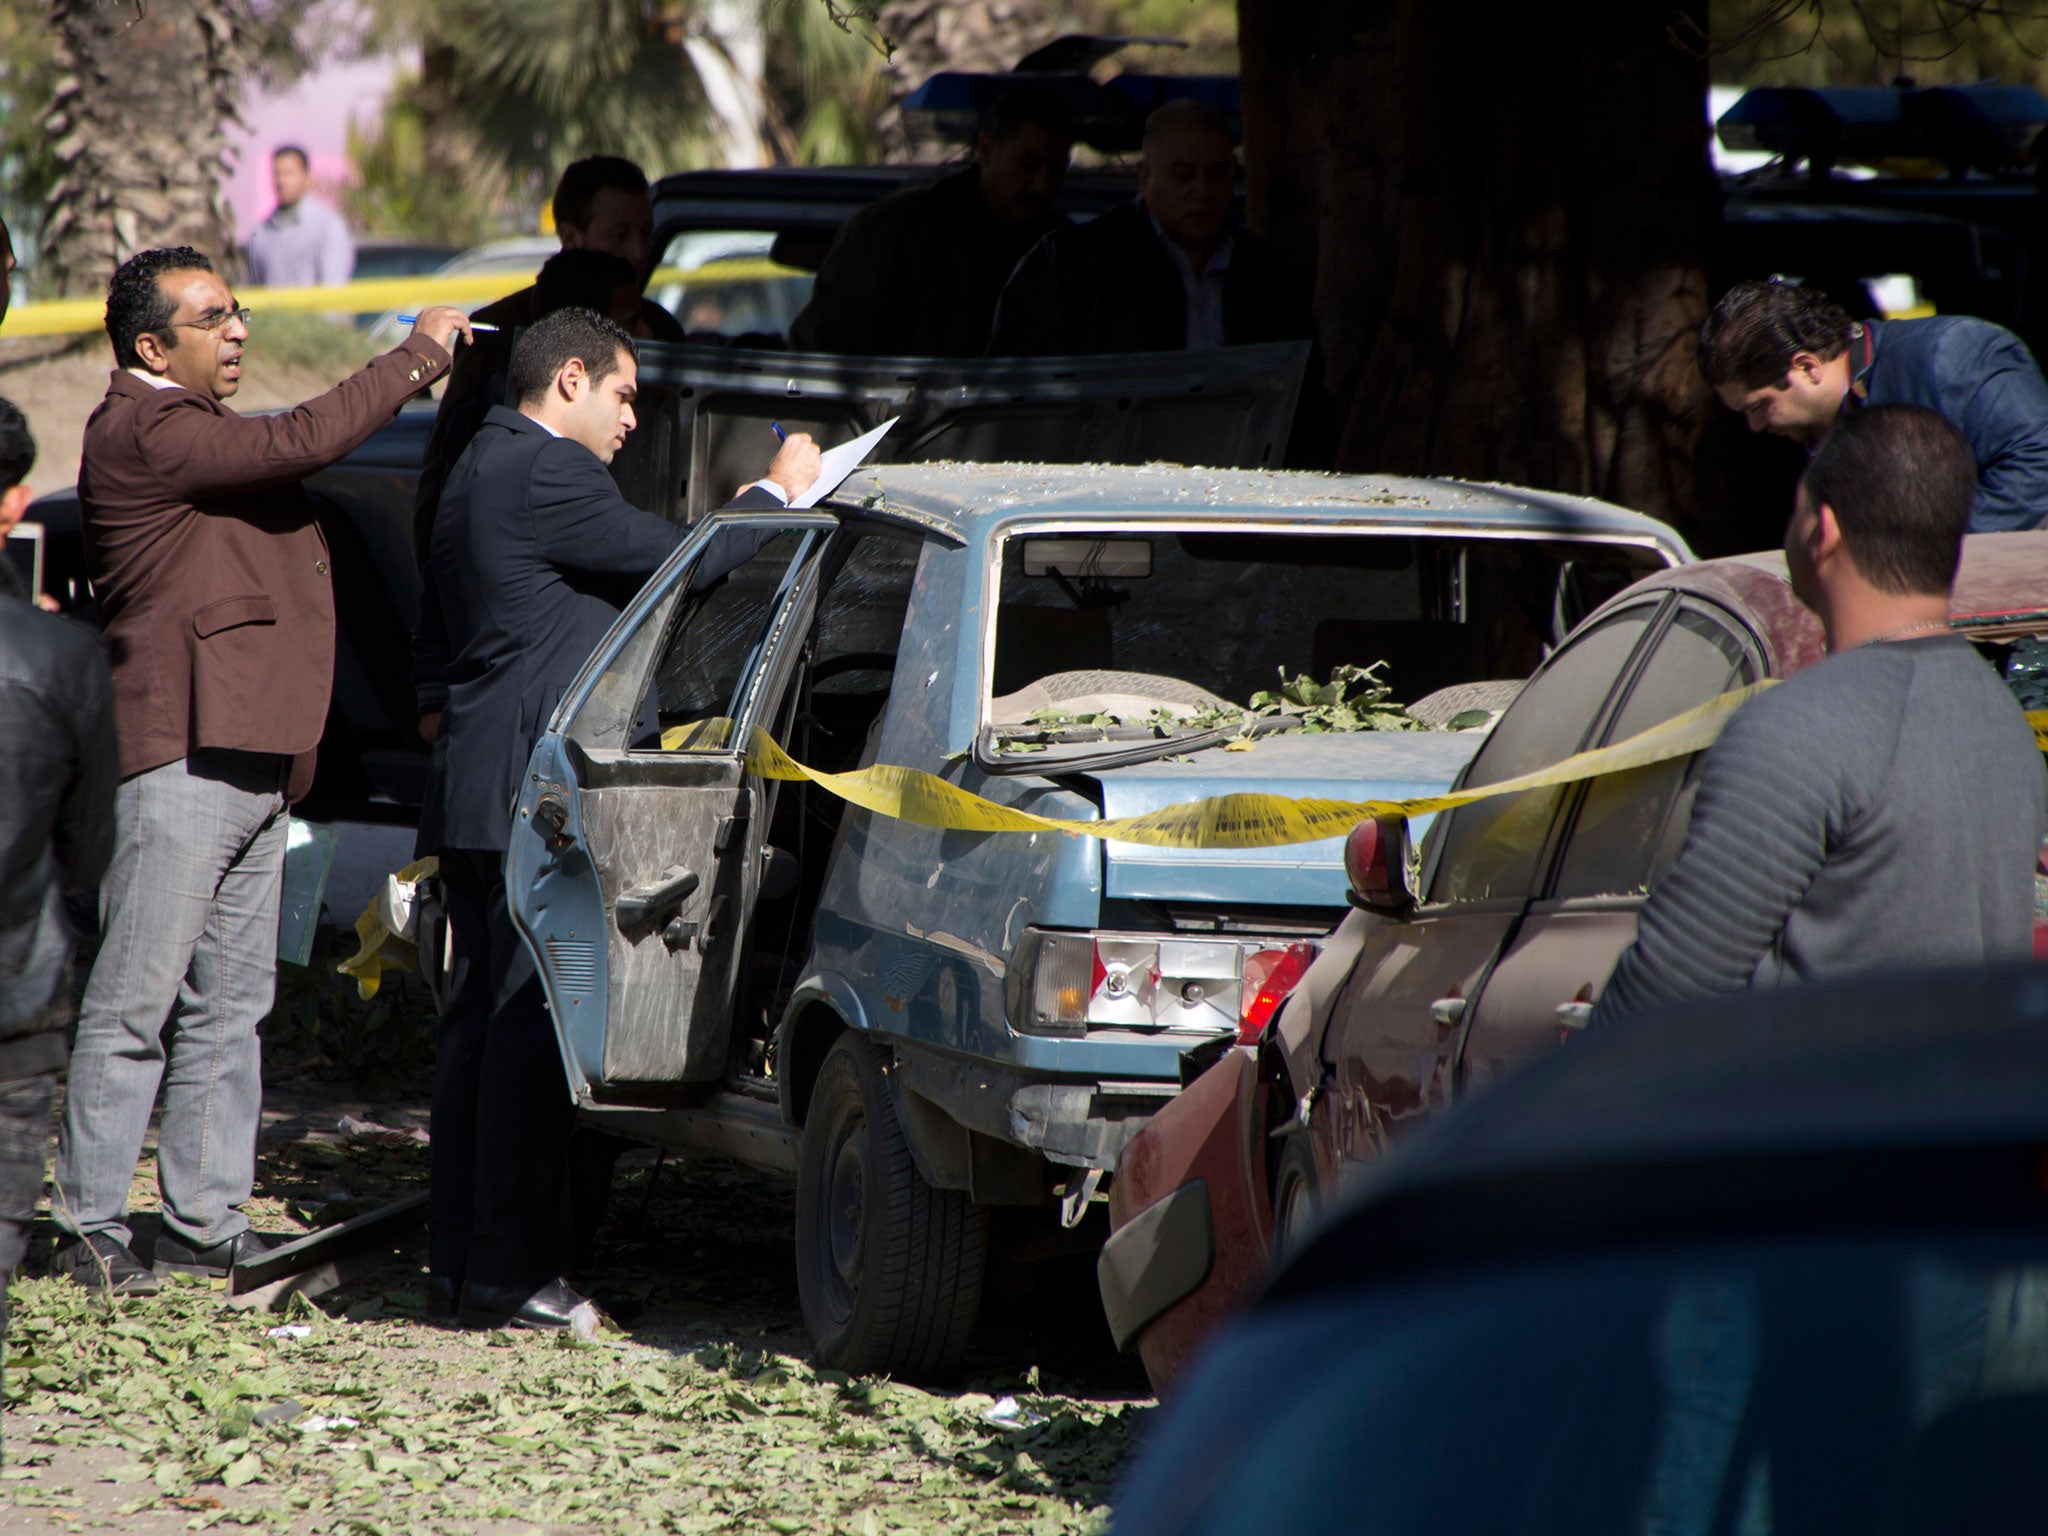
[1029, 933, 1098, 1033]
[1344, 814, 1414, 915]
[1239, 942, 1316, 1042]
[1016, 928, 1320, 1038]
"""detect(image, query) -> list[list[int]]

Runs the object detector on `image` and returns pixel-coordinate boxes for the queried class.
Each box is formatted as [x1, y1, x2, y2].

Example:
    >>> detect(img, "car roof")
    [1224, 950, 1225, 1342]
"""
[1270, 961, 2048, 1304]
[431, 236, 559, 275]
[652, 165, 1143, 233]
[826, 462, 1694, 553]
[1595, 529, 2048, 676]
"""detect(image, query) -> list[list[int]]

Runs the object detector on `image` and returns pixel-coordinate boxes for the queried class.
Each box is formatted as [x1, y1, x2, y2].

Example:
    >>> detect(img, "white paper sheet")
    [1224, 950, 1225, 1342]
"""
[792, 417, 899, 508]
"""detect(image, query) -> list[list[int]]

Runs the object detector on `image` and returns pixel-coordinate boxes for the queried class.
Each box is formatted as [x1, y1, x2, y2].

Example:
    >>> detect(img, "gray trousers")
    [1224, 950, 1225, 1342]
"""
[53, 751, 287, 1249]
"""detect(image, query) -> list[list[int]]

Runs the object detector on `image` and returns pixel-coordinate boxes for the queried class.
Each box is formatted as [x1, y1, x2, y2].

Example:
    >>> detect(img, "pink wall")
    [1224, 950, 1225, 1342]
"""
[224, 52, 399, 242]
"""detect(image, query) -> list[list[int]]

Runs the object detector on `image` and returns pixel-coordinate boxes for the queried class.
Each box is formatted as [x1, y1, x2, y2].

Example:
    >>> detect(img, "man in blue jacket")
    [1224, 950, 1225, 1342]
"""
[1698, 277, 2048, 532]
[413, 307, 818, 1330]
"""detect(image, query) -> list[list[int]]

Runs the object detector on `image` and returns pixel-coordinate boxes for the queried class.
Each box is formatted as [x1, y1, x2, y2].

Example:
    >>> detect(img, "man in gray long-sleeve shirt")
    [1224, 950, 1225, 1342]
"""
[1595, 405, 2046, 1026]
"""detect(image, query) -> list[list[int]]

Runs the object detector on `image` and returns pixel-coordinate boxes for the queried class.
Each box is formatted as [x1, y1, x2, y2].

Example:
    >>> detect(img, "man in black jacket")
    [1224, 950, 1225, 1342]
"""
[990, 98, 1311, 357]
[414, 156, 687, 564]
[0, 397, 117, 1321]
[788, 86, 1072, 358]
[413, 307, 819, 1330]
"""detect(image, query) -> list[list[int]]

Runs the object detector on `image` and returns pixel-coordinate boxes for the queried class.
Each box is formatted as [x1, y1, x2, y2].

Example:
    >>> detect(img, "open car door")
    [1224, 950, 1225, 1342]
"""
[606, 340, 1312, 521]
[508, 510, 835, 1103]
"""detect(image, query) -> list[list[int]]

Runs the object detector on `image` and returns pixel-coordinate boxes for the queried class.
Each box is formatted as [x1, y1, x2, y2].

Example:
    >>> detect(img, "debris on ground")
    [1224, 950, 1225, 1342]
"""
[333, 1114, 430, 1146]
[4, 1130, 1151, 1534]
[983, 1395, 1053, 1430]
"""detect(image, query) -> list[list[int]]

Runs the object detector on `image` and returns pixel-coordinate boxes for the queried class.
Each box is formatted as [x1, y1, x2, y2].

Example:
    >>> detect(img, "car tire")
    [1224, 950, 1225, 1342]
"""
[1270, 1134, 1324, 1260]
[795, 1033, 988, 1381]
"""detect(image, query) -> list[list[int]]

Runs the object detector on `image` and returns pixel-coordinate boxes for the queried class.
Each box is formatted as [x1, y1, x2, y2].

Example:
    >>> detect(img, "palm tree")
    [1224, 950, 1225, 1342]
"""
[42, 0, 247, 293]
[40, 0, 304, 296]
[347, 0, 890, 241]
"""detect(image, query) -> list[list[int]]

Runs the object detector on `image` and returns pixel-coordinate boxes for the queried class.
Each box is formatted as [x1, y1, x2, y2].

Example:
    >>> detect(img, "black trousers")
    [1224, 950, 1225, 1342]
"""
[430, 848, 578, 1292]
[0, 1071, 55, 1350]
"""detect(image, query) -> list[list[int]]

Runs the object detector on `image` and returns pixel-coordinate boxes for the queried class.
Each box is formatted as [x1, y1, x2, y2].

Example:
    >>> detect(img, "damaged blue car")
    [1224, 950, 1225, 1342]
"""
[506, 462, 1688, 1379]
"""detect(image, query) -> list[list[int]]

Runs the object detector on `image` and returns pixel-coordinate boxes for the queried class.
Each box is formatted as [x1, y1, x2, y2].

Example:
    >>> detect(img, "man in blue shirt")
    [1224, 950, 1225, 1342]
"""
[1698, 277, 2048, 532]
[244, 146, 354, 289]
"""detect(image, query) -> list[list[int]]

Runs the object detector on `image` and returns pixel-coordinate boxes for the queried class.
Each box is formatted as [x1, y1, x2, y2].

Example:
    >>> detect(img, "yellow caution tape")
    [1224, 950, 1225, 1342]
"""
[336, 855, 439, 1000]
[663, 680, 1776, 850]
[349, 688, 2044, 989]
[0, 256, 800, 339]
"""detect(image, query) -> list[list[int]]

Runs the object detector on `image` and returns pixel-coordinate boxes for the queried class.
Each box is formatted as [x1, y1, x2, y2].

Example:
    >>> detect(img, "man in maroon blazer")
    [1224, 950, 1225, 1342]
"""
[49, 246, 469, 1292]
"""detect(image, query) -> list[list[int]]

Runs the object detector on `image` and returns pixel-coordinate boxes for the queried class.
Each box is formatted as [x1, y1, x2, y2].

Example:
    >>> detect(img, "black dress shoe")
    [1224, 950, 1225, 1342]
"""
[458, 1277, 592, 1331]
[49, 1233, 161, 1296]
[152, 1228, 274, 1278]
[426, 1273, 463, 1321]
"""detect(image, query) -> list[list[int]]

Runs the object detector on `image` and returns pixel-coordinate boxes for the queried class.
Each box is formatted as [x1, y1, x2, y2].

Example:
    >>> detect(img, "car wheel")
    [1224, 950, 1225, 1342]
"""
[795, 1033, 989, 1381]
[1270, 1135, 1324, 1259]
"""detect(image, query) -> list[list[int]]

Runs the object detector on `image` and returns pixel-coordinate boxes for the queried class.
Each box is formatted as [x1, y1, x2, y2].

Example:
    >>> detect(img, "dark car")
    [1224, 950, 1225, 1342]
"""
[1112, 961, 2048, 1536]
[1101, 532, 2048, 1391]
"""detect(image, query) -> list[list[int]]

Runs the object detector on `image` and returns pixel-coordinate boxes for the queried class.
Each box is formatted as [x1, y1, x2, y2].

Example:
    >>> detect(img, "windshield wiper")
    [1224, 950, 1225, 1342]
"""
[974, 716, 1299, 777]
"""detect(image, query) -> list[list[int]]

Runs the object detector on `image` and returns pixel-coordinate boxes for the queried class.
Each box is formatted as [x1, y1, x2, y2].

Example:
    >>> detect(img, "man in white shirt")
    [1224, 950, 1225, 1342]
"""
[244, 146, 354, 289]
[989, 99, 1309, 357]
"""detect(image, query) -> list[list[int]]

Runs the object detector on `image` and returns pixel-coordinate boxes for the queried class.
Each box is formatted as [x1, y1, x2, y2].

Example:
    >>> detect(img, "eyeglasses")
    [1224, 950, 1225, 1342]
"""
[168, 306, 252, 333]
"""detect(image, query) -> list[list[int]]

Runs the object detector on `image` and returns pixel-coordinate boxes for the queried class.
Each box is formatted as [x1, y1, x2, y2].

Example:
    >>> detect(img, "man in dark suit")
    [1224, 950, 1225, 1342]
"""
[989, 98, 1311, 356]
[414, 306, 818, 1329]
[414, 156, 688, 564]
[52, 247, 465, 1292]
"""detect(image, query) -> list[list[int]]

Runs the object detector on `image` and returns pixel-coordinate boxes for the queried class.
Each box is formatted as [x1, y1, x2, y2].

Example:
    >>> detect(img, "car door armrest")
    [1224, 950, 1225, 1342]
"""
[616, 865, 701, 929]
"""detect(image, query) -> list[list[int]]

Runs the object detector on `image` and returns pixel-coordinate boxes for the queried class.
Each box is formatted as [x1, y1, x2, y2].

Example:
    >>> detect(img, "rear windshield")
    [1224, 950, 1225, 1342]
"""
[986, 528, 1671, 736]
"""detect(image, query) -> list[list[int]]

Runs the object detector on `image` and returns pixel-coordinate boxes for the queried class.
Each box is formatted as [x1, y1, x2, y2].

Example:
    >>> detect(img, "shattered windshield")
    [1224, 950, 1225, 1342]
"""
[982, 527, 1671, 766]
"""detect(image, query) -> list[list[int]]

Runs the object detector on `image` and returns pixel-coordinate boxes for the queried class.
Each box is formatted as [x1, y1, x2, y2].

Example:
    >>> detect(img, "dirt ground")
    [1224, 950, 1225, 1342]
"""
[2, 1064, 1154, 1535]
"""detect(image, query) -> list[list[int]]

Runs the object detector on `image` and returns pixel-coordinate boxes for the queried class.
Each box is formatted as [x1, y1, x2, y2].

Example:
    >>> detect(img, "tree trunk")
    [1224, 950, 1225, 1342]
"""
[1242, 2, 1721, 544]
[42, 0, 254, 295]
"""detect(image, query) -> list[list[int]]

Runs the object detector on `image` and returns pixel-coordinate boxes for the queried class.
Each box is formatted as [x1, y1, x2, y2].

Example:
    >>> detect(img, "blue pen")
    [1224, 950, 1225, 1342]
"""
[771, 421, 788, 442]
[396, 313, 499, 331]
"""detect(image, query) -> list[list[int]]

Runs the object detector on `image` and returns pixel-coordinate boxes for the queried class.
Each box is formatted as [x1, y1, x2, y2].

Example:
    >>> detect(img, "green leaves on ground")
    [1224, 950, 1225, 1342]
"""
[3, 1269, 1142, 1535]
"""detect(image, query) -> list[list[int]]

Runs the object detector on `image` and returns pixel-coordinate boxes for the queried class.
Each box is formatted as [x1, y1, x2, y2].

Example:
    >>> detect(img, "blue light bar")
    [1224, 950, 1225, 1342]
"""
[1717, 83, 2048, 174]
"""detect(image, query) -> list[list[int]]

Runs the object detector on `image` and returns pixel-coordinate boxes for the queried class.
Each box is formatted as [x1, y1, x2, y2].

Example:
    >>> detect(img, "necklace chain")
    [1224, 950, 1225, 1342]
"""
[1861, 618, 1951, 646]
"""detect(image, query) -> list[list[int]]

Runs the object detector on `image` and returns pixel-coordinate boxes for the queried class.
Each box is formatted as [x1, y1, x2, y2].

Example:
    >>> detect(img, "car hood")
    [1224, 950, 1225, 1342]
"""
[1085, 730, 1484, 909]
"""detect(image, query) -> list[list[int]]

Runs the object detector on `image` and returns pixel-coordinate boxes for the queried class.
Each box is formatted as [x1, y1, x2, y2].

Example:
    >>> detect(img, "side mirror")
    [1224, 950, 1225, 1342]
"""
[1343, 815, 1415, 918]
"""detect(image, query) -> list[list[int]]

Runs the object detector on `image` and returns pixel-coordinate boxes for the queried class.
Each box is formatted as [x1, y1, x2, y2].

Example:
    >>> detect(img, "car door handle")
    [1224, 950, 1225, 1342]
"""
[1555, 1001, 1594, 1032]
[616, 865, 700, 929]
[1429, 996, 1467, 1029]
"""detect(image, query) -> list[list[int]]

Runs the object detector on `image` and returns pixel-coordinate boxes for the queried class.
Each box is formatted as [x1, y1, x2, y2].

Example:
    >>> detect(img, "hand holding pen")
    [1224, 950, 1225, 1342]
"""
[399, 308, 480, 352]
[399, 307, 495, 346]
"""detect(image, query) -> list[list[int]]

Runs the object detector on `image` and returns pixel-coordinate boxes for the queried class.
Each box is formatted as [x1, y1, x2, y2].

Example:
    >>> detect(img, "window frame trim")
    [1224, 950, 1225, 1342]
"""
[553, 509, 842, 756]
[1535, 594, 1770, 907]
[1416, 593, 1679, 909]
